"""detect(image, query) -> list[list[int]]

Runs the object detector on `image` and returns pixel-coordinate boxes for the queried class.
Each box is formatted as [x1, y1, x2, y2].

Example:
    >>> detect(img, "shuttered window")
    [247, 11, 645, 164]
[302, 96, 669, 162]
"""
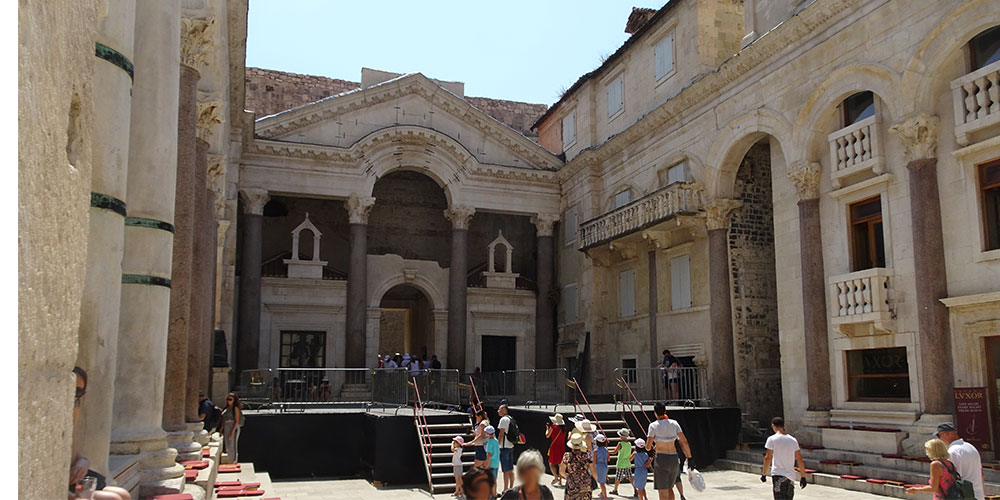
[618, 269, 636, 317]
[562, 111, 576, 148]
[564, 209, 578, 244]
[655, 32, 675, 80]
[607, 75, 623, 117]
[614, 190, 632, 209]
[563, 284, 578, 323]
[670, 254, 691, 310]
[667, 162, 686, 184]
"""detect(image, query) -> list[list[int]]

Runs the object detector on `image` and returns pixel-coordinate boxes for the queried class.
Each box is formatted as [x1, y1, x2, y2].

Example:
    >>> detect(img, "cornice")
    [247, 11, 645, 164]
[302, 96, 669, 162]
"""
[243, 139, 355, 163]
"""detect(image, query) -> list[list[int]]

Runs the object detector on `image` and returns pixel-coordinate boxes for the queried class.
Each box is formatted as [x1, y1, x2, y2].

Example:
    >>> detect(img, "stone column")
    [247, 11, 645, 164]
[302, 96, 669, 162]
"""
[345, 194, 375, 368]
[110, 0, 184, 495]
[186, 139, 214, 446]
[445, 205, 476, 371]
[74, 0, 135, 476]
[236, 188, 269, 373]
[532, 214, 559, 369]
[161, 60, 200, 462]
[705, 198, 742, 408]
[788, 162, 832, 411]
[890, 113, 953, 415]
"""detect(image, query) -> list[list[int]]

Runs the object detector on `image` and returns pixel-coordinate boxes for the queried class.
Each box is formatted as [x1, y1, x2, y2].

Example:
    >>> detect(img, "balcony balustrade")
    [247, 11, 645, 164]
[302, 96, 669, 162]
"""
[952, 60, 1000, 146]
[578, 182, 704, 250]
[828, 115, 884, 187]
[828, 267, 894, 335]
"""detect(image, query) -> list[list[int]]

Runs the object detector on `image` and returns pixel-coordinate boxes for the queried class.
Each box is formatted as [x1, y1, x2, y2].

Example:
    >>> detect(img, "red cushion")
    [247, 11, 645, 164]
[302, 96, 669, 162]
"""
[217, 491, 265, 498]
[202, 449, 211, 457]
[866, 478, 886, 484]
[180, 460, 209, 470]
[840, 474, 866, 480]
[149, 495, 194, 500]
[819, 459, 839, 464]
[215, 481, 242, 487]
[184, 469, 197, 481]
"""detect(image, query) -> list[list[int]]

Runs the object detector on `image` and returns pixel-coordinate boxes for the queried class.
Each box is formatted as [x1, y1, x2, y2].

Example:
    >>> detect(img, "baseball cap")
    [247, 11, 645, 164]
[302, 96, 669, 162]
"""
[935, 423, 956, 436]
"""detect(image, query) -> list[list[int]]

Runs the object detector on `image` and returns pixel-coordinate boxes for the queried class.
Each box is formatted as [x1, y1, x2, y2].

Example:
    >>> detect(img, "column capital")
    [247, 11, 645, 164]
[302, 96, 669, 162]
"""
[530, 213, 560, 236]
[239, 188, 269, 215]
[180, 16, 214, 69]
[889, 112, 940, 162]
[444, 205, 476, 230]
[703, 198, 742, 231]
[787, 162, 822, 200]
[345, 194, 376, 224]
[197, 101, 223, 143]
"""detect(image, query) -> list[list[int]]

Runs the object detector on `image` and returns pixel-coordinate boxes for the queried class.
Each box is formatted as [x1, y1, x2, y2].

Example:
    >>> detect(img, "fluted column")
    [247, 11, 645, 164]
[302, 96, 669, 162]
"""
[788, 162, 832, 411]
[345, 194, 375, 367]
[237, 188, 269, 373]
[705, 198, 742, 408]
[74, 0, 135, 477]
[890, 113, 952, 414]
[110, 0, 184, 495]
[532, 214, 559, 369]
[445, 205, 476, 371]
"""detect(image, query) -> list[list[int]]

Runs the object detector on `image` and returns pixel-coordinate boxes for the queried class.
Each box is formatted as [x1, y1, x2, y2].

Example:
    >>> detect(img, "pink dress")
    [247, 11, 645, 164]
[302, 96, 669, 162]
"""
[932, 460, 957, 500]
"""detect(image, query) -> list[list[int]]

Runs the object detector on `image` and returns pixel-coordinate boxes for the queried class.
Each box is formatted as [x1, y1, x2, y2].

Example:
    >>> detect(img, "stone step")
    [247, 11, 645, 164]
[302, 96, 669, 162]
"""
[714, 458, 912, 499]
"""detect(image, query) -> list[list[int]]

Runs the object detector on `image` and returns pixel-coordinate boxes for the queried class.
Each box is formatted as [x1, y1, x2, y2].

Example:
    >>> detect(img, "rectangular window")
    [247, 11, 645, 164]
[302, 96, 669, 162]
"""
[622, 357, 638, 384]
[842, 91, 875, 126]
[280, 331, 326, 368]
[564, 209, 578, 244]
[562, 110, 576, 148]
[655, 32, 675, 80]
[670, 254, 691, 310]
[847, 347, 910, 402]
[618, 269, 636, 317]
[849, 196, 886, 271]
[607, 74, 623, 118]
[562, 284, 578, 323]
[614, 190, 632, 209]
[981, 160, 1000, 251]
[970, 25, 1000, 70]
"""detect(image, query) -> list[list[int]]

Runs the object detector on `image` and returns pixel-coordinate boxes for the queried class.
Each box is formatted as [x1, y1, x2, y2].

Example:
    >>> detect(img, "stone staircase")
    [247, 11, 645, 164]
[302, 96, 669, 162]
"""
[716, 446, 1000, 499]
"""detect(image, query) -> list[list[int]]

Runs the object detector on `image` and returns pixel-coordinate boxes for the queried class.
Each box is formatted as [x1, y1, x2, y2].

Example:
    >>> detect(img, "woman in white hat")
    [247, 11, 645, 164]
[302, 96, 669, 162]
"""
[562, 431, 594, 500]
[545, 414, 567, 486]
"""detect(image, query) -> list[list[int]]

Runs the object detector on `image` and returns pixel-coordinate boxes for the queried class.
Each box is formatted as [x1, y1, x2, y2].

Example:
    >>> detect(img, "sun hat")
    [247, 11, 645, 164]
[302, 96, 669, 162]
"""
[549, 413, 565, 426]
[403, 353, 411, 361]
[575, 419, 597, 433]
[635, 438, 646, 448]
[485, 426, 496, 435]
[617, 428, 631, 438]
[453, 436, 465, 445]
[566, 432, 588, 451]
[383, 354, 390, 361]
[595, 433, 607, 443]
[570, 413, 586, 423]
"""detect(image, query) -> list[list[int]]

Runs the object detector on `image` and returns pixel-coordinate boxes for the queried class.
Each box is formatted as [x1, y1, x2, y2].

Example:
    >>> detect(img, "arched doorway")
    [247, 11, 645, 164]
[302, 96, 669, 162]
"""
[378, 284, 434, 360]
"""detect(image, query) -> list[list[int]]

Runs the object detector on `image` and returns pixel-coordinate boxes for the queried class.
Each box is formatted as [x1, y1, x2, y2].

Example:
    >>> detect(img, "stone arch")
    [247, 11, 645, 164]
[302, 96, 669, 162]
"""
[369, 273, 446, 311]
[706, 108, 794, 198]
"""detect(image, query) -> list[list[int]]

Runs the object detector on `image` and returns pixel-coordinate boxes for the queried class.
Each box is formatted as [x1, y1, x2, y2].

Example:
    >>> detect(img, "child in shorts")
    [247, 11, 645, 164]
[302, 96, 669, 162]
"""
[633, 439, 650, 500]
[451, 436, 465, 497]
[594, 434, 610, 499]
[612, 428, 633, 496]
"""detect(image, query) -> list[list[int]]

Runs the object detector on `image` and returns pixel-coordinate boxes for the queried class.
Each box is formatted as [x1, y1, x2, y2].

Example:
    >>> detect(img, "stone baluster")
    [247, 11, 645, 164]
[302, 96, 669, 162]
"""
[237, 187, 269, 373]
[444, 205, 476, 371]
[110, 0, 184, 495]
[532, 214, 560, 369]
[75, 0, 135, 477]
[704, 198, 742, 407]
[345, 194, 375, 367]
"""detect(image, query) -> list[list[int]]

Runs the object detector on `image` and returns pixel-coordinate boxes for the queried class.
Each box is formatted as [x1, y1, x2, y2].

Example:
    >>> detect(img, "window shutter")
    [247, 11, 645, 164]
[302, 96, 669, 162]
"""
[563, 284, 578, 322]
[564, 209, 578, 243]
[614, 190, 631, 209]
[667, 162, 686, 184]
[619, 269, 636, 317]
[607, 76, 623, 117]
[562, 111, 576, 147]
[670, 255, 691, 310]
[655, 33, 674, 80]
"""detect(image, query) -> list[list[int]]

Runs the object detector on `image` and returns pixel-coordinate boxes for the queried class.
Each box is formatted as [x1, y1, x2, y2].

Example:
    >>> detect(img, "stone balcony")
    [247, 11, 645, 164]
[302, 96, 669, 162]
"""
[952, 59, 1000, 146]
[828, 267, 894, 335]
[578, 182, 704, 250]
[828, 115, 884, 188]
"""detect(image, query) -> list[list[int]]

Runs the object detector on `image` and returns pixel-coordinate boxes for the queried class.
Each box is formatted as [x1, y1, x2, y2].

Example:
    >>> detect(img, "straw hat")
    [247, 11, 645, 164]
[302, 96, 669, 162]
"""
[453, 436, 465, 445]
[617, 428, 631, 438]
[567, 432, 588, 451]
[575, 419, 597, 433]
[635, 438, 646, 449]
[549, 414, 565, 426]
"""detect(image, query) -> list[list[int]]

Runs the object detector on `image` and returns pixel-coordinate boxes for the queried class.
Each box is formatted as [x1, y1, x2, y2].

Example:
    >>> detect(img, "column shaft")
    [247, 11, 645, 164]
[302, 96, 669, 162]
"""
[186, 139, 212, 433]
[345, 223, 368, 367]
[448, 228, 469, 371]
[798, 198, 832, 410]
[535, 234, 555, 369]
[708, 228, 738, 407]
[648, 250, 659, 368]
[237, 212, 264, 371]
[908, 158, 952, 414]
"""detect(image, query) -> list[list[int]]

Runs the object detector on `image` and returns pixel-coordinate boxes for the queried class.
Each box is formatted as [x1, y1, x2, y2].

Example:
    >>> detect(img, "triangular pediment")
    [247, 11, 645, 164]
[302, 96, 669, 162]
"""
[254, 73, 561, 170]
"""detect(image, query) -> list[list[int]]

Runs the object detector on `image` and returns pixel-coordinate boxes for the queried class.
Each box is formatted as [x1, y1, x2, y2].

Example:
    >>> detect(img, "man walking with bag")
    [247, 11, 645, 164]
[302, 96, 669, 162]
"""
[936, 422, 986, 500]
[761, 417, 807, 499]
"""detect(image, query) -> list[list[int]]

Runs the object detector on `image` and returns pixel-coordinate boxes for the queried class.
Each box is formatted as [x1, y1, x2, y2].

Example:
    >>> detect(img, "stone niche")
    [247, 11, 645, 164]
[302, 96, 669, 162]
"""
[283, 213, 327, 279]
[483, 230, 519, 289]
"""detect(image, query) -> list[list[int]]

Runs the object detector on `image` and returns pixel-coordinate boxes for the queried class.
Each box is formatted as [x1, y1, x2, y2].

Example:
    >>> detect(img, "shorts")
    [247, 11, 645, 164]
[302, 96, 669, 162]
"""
[490, 467, 498, 480]
[676, 454, 686, 484]
[475, 445, 486, 461]
[500, 448, 514, 472]
[653, 453, 679, 490]
[453, 463, 463, 477]
[773, 475, 795, 499]
[615, 466, 633, 483]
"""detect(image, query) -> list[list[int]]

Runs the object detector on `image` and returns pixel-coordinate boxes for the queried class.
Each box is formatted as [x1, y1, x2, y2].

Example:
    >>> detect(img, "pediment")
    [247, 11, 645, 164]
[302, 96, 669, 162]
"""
[254, 73, 561, 170]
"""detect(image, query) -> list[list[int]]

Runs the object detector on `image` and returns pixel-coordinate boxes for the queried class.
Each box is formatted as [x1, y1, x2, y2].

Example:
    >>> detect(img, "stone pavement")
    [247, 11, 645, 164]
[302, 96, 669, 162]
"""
[271, 469, 894, 499]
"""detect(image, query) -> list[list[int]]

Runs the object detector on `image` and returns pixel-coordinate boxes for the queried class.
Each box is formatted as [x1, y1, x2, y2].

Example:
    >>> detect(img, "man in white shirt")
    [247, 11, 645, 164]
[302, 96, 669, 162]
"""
[937, 422, 986, 500]
[497, 404, 516, 491]
[761, 417, 807, 499]
[645, 402, 692, 500]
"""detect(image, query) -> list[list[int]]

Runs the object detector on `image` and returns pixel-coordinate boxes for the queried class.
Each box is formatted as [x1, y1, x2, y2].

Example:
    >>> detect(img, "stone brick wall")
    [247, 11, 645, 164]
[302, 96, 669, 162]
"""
[245, 67, 547, 137]
[728, 141, 783, 424]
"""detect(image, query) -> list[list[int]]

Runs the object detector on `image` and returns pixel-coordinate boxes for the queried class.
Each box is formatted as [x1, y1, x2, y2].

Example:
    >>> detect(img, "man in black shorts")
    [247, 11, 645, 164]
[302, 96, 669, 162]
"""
[645, 402, 692, 500]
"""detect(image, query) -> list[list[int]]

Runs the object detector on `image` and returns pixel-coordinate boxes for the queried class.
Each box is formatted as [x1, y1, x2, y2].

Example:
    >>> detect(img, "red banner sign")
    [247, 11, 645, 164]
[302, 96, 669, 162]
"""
[954, 387, 991, 451]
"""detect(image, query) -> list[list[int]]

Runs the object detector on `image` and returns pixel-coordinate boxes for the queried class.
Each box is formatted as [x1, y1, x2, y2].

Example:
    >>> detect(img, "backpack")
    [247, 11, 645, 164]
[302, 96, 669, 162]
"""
[940, 460, 975, 499]
[506, 416, 525, 445]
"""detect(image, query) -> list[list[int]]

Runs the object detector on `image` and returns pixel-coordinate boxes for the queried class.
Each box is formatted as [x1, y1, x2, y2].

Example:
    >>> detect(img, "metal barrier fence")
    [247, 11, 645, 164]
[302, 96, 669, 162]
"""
[239, 368, 461, 408]
[613, 366, 708, 404]
[466, 369, 569, 405]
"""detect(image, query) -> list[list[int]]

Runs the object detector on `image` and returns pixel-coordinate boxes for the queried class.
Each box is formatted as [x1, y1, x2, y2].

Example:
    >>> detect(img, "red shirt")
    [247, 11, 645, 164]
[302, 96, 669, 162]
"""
[548, 426, 566, 464]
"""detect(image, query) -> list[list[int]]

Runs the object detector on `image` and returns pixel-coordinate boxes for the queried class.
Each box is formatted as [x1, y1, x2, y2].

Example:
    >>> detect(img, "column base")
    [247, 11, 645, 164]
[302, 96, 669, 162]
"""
[901, 413, 952, 456]
[110, 431, 185, 497]
[796, 410, 831, 447]
[188, 421, 210, 446]
[165, 426, 201, 462]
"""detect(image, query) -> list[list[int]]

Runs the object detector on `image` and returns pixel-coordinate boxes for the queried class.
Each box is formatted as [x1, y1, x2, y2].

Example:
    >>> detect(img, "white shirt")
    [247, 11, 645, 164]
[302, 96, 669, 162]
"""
[409, 361, 420, 373]
[386, 360, 398, 369]
[498, 415, 514, 449]
[765, 433, 799, 479]
[647, 418, 682, 444]
[949, 439, 985, 500]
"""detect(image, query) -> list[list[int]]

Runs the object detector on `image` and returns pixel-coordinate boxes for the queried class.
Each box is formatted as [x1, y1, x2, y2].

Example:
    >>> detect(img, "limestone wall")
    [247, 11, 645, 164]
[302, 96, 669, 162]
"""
[18, 1, 99, 497]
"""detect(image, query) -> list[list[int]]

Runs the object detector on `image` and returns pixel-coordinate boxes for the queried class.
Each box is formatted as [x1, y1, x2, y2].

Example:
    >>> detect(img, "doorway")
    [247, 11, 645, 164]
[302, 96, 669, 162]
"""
[986, 336, 1000, 451]
[379, 284, 433, 359]
[482, 335, 517, 372]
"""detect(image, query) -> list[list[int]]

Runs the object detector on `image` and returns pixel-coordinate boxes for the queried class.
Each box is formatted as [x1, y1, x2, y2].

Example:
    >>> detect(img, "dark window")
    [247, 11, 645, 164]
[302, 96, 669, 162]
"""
[622, 358, 638, 384]
[843, 91, 876, 126]
[849, 196, 886, 271]
[981, 160, 1000, 251]
[280, 331, 326, 368]
[970, 25, 1000, 71]
[847, 347, 910, 402]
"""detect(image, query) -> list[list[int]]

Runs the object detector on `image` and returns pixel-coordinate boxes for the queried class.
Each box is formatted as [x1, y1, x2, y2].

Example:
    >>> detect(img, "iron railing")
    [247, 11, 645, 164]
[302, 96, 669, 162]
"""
[465, 369, 569, 405]
[612, 366, 708, 405]
[239, 367, 462, 408]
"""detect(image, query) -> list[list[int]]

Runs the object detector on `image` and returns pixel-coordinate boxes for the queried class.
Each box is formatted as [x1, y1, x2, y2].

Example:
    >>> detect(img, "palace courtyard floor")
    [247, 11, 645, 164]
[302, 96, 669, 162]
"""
[270, 469, 891, 499]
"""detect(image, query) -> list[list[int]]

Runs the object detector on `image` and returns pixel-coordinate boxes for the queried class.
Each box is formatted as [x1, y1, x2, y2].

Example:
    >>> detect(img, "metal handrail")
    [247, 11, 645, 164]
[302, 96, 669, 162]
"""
[612, 366, 708, 404]
[409, 380, 435, 493]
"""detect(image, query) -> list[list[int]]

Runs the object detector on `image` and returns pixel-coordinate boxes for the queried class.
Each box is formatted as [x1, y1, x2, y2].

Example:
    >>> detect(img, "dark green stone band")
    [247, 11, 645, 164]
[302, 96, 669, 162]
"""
[95, 43, 134, 81]
[121, 274, 171, 288]
[91, 192, 127, 217]
[125, 217, 175, 233]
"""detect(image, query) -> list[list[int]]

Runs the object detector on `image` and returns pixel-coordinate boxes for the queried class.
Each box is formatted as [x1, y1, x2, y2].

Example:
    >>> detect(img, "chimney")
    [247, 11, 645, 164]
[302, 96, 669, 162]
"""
[625, 7, 657, 34]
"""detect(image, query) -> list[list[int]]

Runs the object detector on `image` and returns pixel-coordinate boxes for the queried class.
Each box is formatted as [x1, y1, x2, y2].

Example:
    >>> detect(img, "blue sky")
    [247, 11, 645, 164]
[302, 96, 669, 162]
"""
[246, 1, 656, 105]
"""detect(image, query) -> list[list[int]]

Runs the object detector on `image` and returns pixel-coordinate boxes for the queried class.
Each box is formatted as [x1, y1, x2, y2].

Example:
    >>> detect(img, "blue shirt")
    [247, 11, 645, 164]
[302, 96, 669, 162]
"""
[485, 437, 501, 469]
[634, 450, 649, 471]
